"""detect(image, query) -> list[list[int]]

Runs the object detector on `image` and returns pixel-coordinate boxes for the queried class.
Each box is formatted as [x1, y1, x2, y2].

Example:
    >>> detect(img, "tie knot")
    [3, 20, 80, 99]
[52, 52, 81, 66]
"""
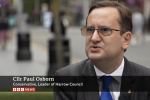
[101, 76, 113, 91]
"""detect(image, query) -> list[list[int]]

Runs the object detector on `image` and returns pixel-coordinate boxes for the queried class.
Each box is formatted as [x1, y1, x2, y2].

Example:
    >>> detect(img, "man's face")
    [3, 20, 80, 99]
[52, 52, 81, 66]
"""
[86, 7, 126, 61]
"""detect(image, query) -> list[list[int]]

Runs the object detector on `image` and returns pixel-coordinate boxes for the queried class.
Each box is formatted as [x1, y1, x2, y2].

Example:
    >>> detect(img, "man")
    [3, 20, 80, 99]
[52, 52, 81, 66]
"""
[54, 1, 150, 100]
[51, 11, 69, 37]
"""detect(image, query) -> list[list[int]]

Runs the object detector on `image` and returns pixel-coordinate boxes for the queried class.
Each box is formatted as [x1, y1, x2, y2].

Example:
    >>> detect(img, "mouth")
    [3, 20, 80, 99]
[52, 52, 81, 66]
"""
[90, 45, 101, 51]
[90, 46, 101, 48]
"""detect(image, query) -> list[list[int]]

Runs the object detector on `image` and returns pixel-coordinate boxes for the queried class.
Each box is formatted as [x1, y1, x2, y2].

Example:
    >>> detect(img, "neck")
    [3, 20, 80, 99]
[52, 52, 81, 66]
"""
[92, 56, 124, 74]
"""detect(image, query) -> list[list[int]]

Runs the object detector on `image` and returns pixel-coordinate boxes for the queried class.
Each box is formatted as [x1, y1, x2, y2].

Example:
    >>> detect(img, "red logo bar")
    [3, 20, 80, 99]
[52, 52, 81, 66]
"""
[12, 87, 36, 92]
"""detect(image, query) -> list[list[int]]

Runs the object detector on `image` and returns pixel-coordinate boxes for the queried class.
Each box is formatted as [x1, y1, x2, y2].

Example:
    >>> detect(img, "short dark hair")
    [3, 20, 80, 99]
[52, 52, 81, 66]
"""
[86, 1, 132, 33]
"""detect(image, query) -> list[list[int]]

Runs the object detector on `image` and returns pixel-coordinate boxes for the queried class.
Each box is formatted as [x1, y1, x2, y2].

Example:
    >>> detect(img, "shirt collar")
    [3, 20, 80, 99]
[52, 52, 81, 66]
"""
[93, 58, 124, 83]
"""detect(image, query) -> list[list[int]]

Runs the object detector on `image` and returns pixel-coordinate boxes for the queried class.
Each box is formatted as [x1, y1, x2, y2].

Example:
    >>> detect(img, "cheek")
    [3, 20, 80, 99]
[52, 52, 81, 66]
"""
[109, 38, 122, 51]
[85, 37, 90, 47]
[85, 38, 90, 56]
[104, 37, 122, 51]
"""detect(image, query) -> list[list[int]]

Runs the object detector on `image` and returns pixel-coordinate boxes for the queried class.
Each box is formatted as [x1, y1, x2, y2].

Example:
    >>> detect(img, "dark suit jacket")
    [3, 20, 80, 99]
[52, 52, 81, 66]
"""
[54, 57, 150, 100]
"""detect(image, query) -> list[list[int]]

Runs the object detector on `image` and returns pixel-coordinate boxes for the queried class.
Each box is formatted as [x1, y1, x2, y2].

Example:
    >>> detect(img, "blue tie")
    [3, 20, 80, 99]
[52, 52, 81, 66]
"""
[100, 76, 113, 100]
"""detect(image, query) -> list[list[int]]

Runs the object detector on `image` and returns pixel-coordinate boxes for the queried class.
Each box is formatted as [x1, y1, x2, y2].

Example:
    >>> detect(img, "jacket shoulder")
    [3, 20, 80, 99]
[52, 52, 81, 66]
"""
[55, 59, 89, 76]
[129, 61, 150, 76]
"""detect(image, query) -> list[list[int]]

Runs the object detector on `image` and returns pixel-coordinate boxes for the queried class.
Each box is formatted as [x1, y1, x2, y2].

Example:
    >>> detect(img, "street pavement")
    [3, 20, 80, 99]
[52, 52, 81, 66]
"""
[0, 26, 150, 76]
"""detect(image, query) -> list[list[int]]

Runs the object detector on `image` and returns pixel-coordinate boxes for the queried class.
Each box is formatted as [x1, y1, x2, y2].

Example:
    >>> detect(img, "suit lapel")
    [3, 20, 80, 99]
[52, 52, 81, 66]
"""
[83, 77, 100, 100]
[81, 58, 139, 100]
[81, 59, 100, 100]
[119, 57, 138, 100]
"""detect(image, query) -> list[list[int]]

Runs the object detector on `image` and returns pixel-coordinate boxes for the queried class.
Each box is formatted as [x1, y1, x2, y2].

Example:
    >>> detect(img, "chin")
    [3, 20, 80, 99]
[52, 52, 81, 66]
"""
[88, 54, 102, 61]
[86, 50, 103, 60]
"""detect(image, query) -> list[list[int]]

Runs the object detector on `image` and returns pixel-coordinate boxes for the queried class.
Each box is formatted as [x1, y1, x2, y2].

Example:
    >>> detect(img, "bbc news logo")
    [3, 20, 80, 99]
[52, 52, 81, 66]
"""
[12, 87, 36, 92]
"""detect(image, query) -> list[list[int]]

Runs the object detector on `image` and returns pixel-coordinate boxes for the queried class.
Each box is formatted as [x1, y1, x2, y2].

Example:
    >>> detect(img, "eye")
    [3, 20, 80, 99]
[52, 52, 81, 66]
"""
[100, 28, 110, 32]
[87, 28, 94, 32]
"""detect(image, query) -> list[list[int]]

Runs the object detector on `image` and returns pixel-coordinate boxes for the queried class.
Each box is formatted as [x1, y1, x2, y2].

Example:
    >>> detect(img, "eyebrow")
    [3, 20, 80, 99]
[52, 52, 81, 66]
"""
[98, 26, 111, 28]
[86, 26, 111, 29]
[86, 26, 94, 28]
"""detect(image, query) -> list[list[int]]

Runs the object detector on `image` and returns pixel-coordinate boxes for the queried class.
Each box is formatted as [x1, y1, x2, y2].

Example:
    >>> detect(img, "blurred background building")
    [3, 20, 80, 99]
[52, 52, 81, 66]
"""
[10, 0, 150, 29]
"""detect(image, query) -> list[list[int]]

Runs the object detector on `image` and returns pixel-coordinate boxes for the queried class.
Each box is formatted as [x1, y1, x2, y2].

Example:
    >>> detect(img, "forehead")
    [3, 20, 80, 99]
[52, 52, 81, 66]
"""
[87, 7, 120, 27]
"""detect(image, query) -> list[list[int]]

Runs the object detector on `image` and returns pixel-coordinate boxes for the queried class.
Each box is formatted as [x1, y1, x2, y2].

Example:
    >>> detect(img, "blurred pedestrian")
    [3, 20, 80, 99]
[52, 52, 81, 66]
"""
[76, 11, 83, 26]
[49, 9, 53, 27]
[0, 18, 9, 50]
[148, 15, 150, 34]
[26, 17, 32, 26]
[75, 4, 83, 26]
[132, 8, 145, 45]
[8, 13, 16, 40]
[50, 11, 69, 37]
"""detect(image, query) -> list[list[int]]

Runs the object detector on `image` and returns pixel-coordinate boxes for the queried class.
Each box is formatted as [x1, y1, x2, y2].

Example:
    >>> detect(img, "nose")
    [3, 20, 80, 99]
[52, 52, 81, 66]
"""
[91, 29, 102, 43]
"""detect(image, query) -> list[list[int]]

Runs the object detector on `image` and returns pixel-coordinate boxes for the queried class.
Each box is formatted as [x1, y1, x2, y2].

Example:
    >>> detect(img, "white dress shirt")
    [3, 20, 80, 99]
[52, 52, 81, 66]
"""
[93, 58, 124, 100]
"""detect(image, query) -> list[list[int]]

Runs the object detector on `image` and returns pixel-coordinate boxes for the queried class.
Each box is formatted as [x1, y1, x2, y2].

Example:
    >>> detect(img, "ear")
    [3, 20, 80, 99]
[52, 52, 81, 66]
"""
[122, 31, 132, 50]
